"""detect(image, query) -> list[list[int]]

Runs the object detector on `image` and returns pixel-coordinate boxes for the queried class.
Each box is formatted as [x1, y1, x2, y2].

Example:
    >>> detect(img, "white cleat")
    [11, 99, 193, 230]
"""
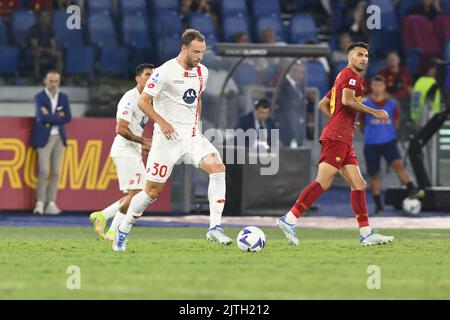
[277, 215, 299, 246]
[44, 201, 62, 215]
[112, 228, 129, 252]
[206, 225, 233, 245]
[360, 231, 394, 246]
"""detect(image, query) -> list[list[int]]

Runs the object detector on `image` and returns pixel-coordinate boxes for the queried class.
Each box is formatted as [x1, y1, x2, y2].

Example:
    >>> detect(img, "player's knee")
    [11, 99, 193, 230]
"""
[145, 184, 161, 200]
[356, 179, 367, 190]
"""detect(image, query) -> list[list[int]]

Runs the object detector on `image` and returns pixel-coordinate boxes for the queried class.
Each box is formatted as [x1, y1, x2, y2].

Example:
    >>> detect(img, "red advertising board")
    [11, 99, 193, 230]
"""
[0, 117, 171, 212]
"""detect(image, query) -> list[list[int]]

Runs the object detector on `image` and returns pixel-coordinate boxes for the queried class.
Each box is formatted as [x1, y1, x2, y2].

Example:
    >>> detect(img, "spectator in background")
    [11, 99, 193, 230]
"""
[233, 31, 249, 43]
[179, 0, 218, 29]
[29, 0, 53, 13]
[378, 51, 412, 105]
[408, 0, 440, 21]
[235, 98, 277, 149]
[331, 32, 353, 64]
[275, 61, 315, 146]
[348, 1, 369, 42]
[0, 0, 19, 23]
[29, 11, 63, 81]
[30, 70, 72, 215]
[410, 58, 441, 129]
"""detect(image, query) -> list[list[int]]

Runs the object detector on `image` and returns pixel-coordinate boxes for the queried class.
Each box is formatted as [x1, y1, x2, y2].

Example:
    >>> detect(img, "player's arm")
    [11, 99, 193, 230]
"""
[342, 88, 389, 122]
[115, 119, 151, 151]
[137, 91, 177, 140]
[318, 95, 331, 119]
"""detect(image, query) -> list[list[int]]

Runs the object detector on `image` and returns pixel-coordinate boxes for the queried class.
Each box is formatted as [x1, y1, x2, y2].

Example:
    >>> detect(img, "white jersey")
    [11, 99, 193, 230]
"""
[110, 87, 148, 157]
[143, 58, 208, 140]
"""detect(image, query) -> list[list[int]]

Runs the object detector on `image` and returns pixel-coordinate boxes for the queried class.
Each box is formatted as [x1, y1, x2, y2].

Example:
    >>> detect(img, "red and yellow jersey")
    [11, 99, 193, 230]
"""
[320, 67, 364, 145]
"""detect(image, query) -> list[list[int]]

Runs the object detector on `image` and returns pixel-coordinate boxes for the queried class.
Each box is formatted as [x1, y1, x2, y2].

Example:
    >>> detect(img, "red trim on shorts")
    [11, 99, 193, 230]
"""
[192, 66, 203, 137]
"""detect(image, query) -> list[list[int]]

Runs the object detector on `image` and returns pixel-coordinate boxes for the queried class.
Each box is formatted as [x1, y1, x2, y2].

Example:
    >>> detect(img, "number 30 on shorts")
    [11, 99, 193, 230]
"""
[149, 162, 168, 178]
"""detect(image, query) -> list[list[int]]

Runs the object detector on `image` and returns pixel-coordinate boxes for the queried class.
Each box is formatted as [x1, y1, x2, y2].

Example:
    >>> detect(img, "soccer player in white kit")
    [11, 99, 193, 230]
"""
[113, 29, 232, 252]
[89, 64, 153, 240]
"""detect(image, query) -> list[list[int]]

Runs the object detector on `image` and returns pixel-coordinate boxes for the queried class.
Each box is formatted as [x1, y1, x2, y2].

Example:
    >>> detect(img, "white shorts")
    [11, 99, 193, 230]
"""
[145, 134, 221, 183]
[112, 156, 146, 192]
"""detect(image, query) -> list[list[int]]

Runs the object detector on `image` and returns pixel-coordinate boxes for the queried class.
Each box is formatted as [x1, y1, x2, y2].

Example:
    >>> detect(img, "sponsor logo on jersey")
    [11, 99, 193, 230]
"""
[173, 80, 185, 84]
[184, 71, 197, 78]
[183, 89, 197, 104]
[349, 79, 356, 86]
[122, 111, 128, 115]
[147, 83, 155, 89]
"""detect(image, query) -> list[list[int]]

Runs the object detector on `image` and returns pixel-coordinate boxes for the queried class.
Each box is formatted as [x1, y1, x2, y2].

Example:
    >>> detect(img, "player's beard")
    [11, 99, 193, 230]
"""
[186, 56, 197, 69]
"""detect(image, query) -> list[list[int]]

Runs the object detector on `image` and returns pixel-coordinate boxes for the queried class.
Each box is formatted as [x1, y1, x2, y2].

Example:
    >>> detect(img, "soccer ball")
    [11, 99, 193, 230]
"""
[237, 226, 266, 253]
[402, 197, 421, 215]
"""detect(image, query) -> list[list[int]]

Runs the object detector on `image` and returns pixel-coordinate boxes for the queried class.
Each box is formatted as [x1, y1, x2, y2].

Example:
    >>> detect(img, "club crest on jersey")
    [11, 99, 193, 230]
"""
[183, 89, 197, 104]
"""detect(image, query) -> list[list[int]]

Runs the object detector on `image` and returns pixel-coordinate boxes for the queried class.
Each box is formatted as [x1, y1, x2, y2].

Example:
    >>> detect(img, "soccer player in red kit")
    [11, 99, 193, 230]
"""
[278, 42, 394, 246]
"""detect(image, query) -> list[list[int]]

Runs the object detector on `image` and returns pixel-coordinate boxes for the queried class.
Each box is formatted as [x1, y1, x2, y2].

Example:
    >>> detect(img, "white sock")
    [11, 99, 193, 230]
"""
[360, 226, 372, 237]
[119, 191, 155, 234]
[285, 211, 298, 225]
[208, 172, 226, 229]
[108, 211, 126, 233]
[101, 200, 121, 220]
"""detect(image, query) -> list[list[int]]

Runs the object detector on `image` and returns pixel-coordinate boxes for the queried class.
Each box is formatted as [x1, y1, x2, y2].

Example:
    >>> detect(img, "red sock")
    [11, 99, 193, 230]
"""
[351, 190, 370, 228]
[290, 181, 324, 218]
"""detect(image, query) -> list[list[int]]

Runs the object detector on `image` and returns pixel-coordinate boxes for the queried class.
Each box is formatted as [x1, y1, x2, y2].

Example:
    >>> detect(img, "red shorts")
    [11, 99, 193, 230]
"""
[319, 139, 358, 169]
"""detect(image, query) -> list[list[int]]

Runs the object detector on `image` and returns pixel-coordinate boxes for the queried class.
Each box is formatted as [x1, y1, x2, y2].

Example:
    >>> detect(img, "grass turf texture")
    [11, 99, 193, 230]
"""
[1, 227, 450, 299]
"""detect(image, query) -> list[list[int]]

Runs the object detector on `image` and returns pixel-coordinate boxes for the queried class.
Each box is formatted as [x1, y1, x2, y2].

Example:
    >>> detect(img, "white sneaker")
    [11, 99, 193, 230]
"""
[44, 201, 62, 215]
[206, 225, 233, 245]
[360, 231, 394, 246]
[33, 201, 44, 215]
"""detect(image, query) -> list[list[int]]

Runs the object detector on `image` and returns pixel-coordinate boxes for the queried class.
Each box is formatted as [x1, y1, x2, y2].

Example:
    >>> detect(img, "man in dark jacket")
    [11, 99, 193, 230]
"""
[31, 70, 71, 215]
[235, 98, 277, 149]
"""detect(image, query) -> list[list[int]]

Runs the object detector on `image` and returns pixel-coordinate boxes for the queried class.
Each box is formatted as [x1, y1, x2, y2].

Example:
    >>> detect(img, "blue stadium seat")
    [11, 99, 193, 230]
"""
[87, 12, 118, 48]
[85, 0, 113, 14]
[65, 46, 94, 75]
[222, 14, 250, 42]
[0, 16, 8, 46]
[153, 11, 183, 37]
[445, 41, 450, 60]
[149, 0, 178, 16]
[250, 0, 281, 18]
[0, 46, 19, 75]
[157, 34, 180, 65]
[305, 60, 328, 97]
[11, 10, 36, 48]
[289, 13, 317, 44]
[366, 58, 386, 78]
[397, 0, 420, 19]
[233, 63, 258, 87]
[98, 46, 128, 76]
[189, 13, 216, 39]
[442, 0, 450, 12]
[119, 0, 147, 14]
[121, 13, 150, 48]
[255, 15, 285, 42]
[220, 0, 248, 18]
[53, 10, 84, 49]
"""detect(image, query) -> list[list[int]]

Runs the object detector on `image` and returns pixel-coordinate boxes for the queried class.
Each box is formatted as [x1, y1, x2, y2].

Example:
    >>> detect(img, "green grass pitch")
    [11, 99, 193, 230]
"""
[1, 226, 450, 299]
